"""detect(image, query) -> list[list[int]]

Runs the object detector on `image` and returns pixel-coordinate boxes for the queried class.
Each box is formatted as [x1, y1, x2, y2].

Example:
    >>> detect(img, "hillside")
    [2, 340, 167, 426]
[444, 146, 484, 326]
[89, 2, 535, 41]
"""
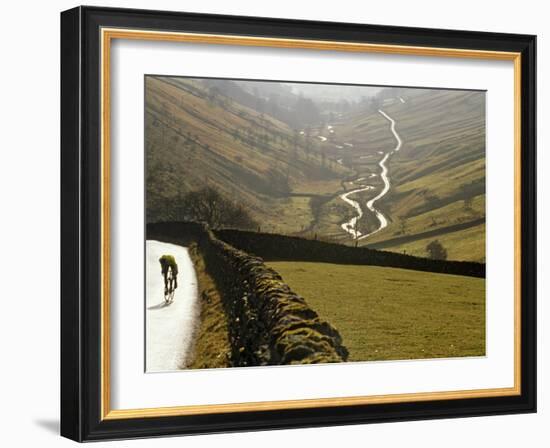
[307, 88, 486, 261]
[146, 78, 486, 262]
[145, 76, 351, 232]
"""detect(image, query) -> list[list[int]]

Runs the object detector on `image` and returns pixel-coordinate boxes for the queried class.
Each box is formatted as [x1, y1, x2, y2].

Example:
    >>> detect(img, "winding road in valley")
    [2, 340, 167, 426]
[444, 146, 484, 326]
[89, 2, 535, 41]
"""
[339, 107, 403, 240]
[340, 185, 374, 238]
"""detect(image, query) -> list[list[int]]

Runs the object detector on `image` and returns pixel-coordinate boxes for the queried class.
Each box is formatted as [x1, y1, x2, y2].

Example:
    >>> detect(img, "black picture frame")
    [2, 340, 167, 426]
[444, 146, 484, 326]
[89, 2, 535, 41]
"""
[61, 5, 536, 442]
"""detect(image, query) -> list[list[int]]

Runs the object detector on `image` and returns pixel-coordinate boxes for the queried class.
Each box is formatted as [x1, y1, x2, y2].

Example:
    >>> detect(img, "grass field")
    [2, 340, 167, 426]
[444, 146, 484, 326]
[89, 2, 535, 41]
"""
[187, 245, 231, 369]
[269, 261, 485, 362]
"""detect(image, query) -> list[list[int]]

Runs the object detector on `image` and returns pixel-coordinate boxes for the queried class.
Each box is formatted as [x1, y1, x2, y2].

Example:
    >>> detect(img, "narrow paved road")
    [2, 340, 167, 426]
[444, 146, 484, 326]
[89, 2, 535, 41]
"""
[340, 185, 374, 238]
[339, 107, 403, 240]
[357, 109, 403, 239]
[146, 240, 199, 372]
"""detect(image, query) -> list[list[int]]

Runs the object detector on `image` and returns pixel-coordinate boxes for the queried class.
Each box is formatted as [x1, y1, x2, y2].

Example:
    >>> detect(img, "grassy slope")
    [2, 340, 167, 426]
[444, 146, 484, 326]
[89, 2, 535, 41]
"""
[386, 224, 486, 262]
[369, 194, 486, 262]
[187, 245, 231, 369]
[146, 76, 351, 233]
[146, 78, 486, 261]
[319, 90, 486, 261]
[269, 261, 485, 362]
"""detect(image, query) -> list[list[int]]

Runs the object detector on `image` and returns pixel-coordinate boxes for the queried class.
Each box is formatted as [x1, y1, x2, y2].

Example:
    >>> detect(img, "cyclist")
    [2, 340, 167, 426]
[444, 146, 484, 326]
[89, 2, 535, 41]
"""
[159, 254, 178, 302]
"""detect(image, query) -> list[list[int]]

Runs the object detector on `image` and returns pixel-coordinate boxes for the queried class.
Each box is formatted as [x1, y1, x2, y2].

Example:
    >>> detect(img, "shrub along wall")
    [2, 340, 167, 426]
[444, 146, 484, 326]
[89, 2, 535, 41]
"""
[147, 222, 349, 367]
[215, 228, 485, 278]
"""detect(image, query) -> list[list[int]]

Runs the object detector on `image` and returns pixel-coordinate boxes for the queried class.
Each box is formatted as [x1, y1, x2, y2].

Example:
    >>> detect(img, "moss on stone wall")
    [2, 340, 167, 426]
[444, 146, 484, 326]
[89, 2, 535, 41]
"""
[148, 222, 348, 366]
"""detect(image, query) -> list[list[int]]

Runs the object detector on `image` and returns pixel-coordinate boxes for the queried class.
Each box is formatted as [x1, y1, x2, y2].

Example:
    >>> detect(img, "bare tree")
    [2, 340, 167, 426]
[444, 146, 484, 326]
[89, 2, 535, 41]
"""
[398, 217, 408, 235]
[426, 240, 448, 260]
[266, 168, 291, 195]
[176, 186, 258, 230]
[463, 196, 474, 212]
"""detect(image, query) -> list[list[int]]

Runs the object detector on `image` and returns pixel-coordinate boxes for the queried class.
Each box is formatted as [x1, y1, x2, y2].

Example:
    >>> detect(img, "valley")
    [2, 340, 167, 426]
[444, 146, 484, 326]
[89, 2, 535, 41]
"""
[146, 77, 485, 262]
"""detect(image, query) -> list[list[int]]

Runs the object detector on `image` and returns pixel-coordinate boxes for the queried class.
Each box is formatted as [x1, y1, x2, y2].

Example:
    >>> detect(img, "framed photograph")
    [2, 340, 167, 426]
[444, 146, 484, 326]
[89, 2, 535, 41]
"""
[61, 6, 536, 441]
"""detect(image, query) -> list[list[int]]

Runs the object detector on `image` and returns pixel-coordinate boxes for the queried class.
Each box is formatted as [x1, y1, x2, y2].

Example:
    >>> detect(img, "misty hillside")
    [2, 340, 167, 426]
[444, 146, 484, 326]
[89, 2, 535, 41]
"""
[146, 77, 485, 262]
[145, 76, 351, 232]
[323, 88, 486, 261]
[286, 83, 382, 103]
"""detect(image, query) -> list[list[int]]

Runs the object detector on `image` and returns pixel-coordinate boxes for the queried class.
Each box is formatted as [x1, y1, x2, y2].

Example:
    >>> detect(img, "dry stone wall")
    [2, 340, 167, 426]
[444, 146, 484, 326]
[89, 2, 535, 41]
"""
[147, 222, 349, 366]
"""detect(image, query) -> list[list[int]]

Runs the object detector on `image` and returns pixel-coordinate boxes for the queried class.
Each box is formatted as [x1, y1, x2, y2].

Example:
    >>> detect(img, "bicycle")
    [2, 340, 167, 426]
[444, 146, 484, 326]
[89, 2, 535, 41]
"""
[164, 267, 176, 304]
[159, 254, 178, 304]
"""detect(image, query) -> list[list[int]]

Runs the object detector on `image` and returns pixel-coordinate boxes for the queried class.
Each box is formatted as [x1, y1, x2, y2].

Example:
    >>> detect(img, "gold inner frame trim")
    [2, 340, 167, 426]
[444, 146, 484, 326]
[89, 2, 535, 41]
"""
[100, 27, 522, 421]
